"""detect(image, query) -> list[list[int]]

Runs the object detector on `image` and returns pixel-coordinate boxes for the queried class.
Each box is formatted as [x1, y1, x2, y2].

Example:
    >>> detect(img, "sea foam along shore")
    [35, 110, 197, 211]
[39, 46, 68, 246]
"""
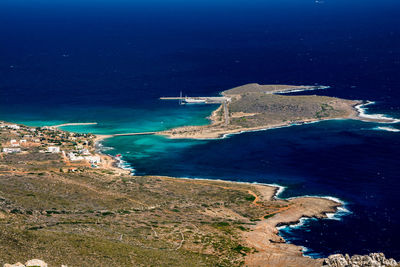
[277, 194, 351, 257]
[374, 126, 400, 132]
[278, 195, 351, 228]
[94, 136, 136, 175]
[273, 85, 330, 94]
[182, 100, 399, 141]
[218, 119, 324, 140]
[355, 101, 400, 123]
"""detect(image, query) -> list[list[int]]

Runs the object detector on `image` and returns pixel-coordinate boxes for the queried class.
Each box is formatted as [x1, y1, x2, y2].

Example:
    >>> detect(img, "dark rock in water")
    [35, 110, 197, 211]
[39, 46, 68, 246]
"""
[322, 253, 398, 267]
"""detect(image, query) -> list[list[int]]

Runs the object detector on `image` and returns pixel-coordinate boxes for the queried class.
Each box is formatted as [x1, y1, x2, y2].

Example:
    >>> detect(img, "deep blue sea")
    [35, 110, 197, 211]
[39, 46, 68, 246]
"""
[1, 0, 400, 259]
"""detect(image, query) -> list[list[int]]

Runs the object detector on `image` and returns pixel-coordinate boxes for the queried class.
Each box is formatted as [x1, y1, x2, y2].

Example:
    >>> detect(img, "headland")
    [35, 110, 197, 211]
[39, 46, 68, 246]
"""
[0, 121, 343, 266]
[159, 83, 397, 139]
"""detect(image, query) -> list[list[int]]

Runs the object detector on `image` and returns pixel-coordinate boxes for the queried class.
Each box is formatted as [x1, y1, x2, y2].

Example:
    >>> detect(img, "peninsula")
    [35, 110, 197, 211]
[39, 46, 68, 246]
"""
[0, 121, 341, 266]
[160, 83, 393, 139]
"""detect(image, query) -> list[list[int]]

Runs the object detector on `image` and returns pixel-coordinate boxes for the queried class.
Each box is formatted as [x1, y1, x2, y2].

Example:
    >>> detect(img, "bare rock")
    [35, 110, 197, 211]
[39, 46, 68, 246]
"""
[24, 259, 47, 267]
[322, 253, 398, 267]
[3, 263, 25, 267]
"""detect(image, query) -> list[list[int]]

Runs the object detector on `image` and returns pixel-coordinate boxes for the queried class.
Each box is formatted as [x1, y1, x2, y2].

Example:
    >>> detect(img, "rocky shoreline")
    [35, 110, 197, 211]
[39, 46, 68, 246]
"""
[5, 253, 398, 267]
[322, 253, 398, 267]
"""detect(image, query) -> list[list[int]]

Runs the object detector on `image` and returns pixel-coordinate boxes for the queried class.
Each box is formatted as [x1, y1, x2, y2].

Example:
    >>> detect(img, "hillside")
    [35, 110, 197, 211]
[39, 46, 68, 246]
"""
[0, 122, 340, 266]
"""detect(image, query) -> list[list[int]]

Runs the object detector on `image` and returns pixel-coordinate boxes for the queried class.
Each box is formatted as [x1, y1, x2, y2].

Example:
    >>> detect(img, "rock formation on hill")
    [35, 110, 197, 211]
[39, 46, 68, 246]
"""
[322, 253, 398, 267]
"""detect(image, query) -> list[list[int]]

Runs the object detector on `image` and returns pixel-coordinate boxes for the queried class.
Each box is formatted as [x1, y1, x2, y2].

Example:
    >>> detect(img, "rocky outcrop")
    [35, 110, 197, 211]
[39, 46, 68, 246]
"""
[322, 253, 398, 267]
[4, 259, 48, 267]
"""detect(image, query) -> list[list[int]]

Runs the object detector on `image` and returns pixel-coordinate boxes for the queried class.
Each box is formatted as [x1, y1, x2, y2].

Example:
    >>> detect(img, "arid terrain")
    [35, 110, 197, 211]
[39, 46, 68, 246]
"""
[160, 83, 362, 139]
[0, 121, 341, 266]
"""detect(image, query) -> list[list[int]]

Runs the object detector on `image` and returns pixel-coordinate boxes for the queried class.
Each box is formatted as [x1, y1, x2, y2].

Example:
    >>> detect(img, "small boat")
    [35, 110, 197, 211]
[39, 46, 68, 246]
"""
[116, 154, 122, 157]
[182, 98, 206, 104]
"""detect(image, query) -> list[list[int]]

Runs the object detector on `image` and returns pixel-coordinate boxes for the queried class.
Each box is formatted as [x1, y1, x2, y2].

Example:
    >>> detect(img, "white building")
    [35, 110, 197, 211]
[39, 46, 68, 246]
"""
[3, 147, 21, 153]
[10, 139, 20, 147]
[7, 124, 20, 130]
[47, 146, 60, 153]
[80, 148, 90, 155]
[67, 152, 84, 161]
[84, 155, 101, 164]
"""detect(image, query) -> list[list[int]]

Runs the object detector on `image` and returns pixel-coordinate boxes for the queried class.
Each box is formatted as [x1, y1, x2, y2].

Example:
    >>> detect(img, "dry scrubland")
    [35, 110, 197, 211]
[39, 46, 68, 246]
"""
[0, 84, 398, 266]
[0, 123, 341, 266]
[162, 83, 360, 139]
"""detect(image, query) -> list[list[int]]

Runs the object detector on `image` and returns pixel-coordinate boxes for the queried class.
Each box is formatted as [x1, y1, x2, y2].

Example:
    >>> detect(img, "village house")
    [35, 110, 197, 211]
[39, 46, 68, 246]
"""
[10, 139, 20, 147]
[47, 146, 60, 153]
[6, 124, 20, 130]
[67, 152, 84, 161]
[2, 147, 21, 154]
[84, 155, 101, 164]
[79, 148, 90, 155]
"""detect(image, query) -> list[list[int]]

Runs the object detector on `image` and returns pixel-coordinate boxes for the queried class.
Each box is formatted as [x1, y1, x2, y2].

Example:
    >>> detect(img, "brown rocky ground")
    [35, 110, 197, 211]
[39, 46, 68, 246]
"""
[160, 83, 361, 139]
[0, 144, 340, 266]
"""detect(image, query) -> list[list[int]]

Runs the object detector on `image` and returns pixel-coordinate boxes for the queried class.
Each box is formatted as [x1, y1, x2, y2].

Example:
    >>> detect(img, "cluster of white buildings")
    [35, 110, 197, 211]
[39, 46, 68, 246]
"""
[2, 139, 28, 154]
[67, 152, 101, 164]
[9, 139, 28, 147]
[0, 124, 20, 130]
[1, 122, 100, 167]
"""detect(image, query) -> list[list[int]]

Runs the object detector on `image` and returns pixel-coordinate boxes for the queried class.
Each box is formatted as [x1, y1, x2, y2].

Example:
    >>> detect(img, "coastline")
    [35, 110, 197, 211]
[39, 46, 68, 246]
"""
[6, 83, 392, 264]
[93, 134, 132, 175]
[1, 119, 349, 265]
[157, 106, 360, 140]
[354, 101, 400, 124]
[158, 99, 399, 141]
[142, 175, 344, 266]
[90, 133, 346, 263]
[48, 122, 98, 128]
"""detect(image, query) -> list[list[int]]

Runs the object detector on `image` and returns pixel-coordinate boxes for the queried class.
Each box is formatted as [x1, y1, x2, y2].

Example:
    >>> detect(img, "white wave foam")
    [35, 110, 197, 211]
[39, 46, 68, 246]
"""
[275, 85, 330, 94]
[279, 195, 351, 230]
[100, 146, 114, 151]
[278, 217, 315, 231]
[219, 119, 326, 140]
[374, 126, 400, 132]
[115, 156, 136, 175]
[355, 101, 400, 123]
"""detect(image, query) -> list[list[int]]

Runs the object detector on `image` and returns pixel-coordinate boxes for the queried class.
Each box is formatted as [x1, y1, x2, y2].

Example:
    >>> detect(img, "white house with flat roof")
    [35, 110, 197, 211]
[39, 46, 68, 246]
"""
[10, 139, 20, 147]
[47, 146, 60, 153]
[67, 152, 84, 161]
[3, 147, 21, 153]
[84, 155, 101, 164]
[7, 124, 20, 130]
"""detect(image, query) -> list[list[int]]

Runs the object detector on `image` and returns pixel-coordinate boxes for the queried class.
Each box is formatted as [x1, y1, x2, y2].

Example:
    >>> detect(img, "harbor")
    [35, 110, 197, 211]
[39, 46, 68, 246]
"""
[160, 94, 229, 104]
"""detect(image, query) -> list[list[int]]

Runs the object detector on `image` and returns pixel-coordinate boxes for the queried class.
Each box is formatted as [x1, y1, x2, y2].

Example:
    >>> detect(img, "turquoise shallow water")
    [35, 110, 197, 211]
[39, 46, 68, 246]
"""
[2, 102, 217, 135]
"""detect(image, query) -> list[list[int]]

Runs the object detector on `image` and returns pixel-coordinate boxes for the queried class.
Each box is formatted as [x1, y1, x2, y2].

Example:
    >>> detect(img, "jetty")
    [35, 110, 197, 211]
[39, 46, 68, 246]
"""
[160, 96, 229, 104]
[112, 132, 157, 137]
[48, 122, 98, 128]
